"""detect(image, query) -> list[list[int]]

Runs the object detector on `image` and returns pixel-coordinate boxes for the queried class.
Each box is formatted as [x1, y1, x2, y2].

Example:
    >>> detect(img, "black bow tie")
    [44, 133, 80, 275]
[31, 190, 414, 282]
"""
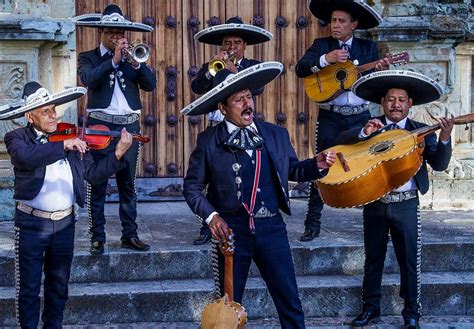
[224, 127, 263, 151]
[35, 134, 49, 144]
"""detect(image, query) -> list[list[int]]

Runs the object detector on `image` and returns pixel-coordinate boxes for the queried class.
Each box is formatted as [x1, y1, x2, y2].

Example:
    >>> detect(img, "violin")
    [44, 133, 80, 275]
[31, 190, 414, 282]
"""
[48, 122, 150, 150]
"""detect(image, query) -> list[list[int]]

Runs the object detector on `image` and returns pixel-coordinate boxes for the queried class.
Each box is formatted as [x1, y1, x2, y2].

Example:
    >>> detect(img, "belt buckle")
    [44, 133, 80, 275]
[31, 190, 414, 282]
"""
[50, 211, 65, 221]
[340, 106, 350, 115]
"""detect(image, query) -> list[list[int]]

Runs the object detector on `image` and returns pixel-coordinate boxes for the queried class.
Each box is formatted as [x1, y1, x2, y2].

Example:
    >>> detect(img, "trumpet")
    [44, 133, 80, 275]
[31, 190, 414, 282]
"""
[208, 51, 238, 77]
[113, 40, 150, 63]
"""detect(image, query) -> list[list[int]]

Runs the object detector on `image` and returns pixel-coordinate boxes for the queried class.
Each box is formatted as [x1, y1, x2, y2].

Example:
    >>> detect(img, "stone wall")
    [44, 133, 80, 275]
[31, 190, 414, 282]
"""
[0, 0, 76, 220]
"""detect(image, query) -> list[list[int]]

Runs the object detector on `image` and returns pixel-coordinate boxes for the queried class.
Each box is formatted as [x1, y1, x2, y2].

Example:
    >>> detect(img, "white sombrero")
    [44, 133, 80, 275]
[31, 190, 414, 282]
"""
[181, 61, 283, 116]
[307, 0, 382, 30]
[194, 16, 272, 45]
[352, 70, 444, 105]
[0, 82, 87, 120]
[72, 4, 154, 33]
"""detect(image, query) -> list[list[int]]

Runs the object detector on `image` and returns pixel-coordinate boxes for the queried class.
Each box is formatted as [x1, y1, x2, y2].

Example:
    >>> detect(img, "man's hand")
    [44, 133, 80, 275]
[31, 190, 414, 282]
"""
[375, 57, 390, 71]
[209, 214, 229, 241]
[316, 150, 337, 169]
[363, 118, 385, 136]
[64, 138, 88, 154]
[212, 51, 229, 61]
[114, 128, 133, 160]
[325, 49, 350, 64]
[113, 37, 129, 65]
[438, 116, 455, 142]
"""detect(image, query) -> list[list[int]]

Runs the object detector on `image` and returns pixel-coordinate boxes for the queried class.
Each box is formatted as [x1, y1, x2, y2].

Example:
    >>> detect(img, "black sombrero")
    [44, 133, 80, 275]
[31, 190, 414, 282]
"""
[72, 4, 154, 32]
[352, 70, 444, 105]
[194, 16, 272, 45]
[0, 82, 87, 120]
[181, 61, 283, 116]
[307, 0, 382, 30]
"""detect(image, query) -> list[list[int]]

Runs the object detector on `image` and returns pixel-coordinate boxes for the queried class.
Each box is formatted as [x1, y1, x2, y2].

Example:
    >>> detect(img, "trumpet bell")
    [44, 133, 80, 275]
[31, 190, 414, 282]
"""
[207, 51, 238, 77]
[129, 43, 150, 63]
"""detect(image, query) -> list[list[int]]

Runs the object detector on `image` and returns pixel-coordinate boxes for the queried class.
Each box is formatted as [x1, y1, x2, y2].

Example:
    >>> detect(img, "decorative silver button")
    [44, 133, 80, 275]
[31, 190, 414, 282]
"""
[235, 177, 242, 184]
[232, 163, 241, 172]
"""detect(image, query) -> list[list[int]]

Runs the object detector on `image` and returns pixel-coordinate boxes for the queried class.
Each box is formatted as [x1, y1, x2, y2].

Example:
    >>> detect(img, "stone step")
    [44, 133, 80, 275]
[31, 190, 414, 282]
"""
[0, 271, 473, 326]
[1, 242, 472, 286]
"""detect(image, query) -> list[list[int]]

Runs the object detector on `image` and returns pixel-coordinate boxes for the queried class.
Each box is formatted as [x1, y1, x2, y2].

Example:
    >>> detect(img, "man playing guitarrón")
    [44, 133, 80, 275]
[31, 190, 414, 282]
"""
[337, 70, 454, 329]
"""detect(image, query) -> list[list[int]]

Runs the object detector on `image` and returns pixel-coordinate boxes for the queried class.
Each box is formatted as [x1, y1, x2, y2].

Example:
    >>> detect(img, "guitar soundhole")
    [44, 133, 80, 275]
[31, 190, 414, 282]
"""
[369, 141, 394, 155]
[335, 69, 348, 82]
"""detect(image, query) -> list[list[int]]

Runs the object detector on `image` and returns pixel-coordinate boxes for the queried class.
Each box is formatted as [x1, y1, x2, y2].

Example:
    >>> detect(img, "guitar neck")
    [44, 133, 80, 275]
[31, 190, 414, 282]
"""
[355, 60, 379, 74]
[224, 255, 234, 302]
[414, 113, 474, 139]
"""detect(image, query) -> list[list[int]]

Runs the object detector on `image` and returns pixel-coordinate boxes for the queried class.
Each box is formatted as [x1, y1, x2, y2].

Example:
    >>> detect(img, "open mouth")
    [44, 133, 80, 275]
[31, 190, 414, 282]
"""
[241, 108, 253, 121]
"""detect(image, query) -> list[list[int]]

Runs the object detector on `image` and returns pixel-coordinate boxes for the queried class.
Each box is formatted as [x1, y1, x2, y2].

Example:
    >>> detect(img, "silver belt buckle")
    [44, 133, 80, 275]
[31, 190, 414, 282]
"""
[50, 211, 66, 221]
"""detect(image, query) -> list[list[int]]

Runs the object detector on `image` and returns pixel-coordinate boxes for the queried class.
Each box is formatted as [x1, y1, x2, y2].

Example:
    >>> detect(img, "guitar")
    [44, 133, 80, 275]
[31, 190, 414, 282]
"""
[316, 114, 474, 208]
[304, 52, 409, 103]
[201, 229, 247, 329]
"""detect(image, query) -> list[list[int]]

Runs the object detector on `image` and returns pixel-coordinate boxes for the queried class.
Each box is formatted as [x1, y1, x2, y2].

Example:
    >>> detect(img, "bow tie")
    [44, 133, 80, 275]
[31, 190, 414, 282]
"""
[35, 134, 49, 144]
[224, 127, 263, 151]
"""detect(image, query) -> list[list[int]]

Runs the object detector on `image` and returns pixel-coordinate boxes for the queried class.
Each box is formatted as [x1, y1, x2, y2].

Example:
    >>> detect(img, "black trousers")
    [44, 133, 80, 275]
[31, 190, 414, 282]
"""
[14, 210, 75, 329]
[304, 109, 371, 230]
[213, 213, 305, 329]
[87, 117, 140, 243]
[362, 197, 421, 320]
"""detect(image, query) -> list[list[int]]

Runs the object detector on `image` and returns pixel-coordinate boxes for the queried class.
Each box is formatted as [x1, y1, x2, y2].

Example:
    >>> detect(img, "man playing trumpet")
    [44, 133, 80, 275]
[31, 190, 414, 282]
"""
[190, 16, 273, 245]
[73, 4, 156, 255]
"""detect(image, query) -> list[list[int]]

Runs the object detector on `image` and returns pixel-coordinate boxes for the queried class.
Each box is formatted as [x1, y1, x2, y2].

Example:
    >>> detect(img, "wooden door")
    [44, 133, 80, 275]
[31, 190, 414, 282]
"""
[75, 0, 328, 200]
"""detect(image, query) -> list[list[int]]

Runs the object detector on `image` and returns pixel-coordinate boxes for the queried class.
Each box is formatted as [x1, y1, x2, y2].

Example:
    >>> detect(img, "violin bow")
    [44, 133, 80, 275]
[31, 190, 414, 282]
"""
[79, 115, 87, 160]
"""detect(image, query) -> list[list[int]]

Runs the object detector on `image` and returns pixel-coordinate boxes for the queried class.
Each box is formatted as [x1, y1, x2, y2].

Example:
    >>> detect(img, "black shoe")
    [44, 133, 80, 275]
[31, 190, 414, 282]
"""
[299, 229, 320, 242]
[90, 241, 104, 255]
[351, 310, 380, 327]
[121, 237, 150, 251]
[404, 317, 420, 329]
[193, 233, 211, 245]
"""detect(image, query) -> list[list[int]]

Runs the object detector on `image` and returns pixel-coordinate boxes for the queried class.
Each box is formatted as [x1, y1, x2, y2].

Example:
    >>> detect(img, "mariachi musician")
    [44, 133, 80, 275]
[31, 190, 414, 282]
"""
[73, 4, 156, 255]
[1, 81, 132, 328]
[295, 0, 389, 241]
[190, 16, 272, 245]
[337, 70, 454, 329]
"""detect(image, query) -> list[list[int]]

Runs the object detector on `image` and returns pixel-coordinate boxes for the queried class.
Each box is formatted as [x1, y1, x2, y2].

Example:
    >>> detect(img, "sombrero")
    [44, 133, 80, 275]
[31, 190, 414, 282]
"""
[352, 70, 444, 105]
[0, 82, 87, 120]
[307, 0, 382, 30]
[72, 4, 154, 33]
[194, 16, 272, 45]
[181, 61, 283, 116]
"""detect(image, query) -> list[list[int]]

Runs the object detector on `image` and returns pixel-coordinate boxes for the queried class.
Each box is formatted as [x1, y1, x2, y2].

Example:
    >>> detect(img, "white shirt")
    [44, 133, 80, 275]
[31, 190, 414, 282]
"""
[17, 129, 75, 211]
[87, 43, 139, 115]
[205, 120, 259, 224]
[317, 37, 367, 107]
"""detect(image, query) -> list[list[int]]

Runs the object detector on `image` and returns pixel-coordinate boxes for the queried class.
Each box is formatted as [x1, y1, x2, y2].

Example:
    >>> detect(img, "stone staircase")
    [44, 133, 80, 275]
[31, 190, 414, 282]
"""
[0, 201, 473, 327]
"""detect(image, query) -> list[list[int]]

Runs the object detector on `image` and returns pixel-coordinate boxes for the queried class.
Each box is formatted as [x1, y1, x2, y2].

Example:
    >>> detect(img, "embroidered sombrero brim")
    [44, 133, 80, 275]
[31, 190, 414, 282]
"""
[181, 62, 283, 116]
[194, 23, 273, 45]
[307, 0, 382, 30]
[72, 13, 154, 32]
[352, 70, 444, 105]
[0, 87, 87, 120]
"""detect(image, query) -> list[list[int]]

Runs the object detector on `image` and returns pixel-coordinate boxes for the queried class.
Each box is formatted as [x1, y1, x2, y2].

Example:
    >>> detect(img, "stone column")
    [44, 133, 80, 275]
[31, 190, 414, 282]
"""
[0, 0, 76, 221]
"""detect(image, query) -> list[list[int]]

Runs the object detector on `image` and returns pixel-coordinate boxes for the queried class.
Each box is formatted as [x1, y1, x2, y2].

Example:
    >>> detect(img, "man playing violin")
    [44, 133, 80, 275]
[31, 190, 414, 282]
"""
[190, 16, 273, 245]
[295, 0, 390, 241]
[74, 4, 156, 254]
[2, 81, 132, 328]
[337, 70, 454, 328]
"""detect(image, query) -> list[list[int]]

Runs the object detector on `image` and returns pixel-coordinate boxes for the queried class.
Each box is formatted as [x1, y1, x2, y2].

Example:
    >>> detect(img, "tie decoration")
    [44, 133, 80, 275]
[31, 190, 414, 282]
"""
[341, 43, 351, 59]
[385, 123, 401, 131]
[224, 127, 263, 151]
[36, 134, 49, 144]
